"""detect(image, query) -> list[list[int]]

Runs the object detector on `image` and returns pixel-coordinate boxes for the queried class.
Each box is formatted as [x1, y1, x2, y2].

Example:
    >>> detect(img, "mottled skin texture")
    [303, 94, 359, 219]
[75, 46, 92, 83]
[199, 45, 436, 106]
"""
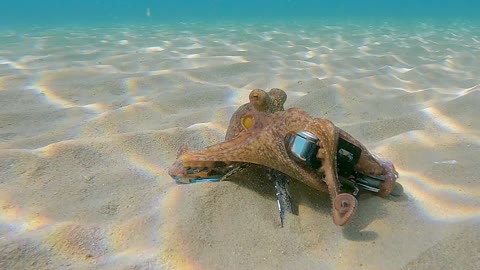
[168, 88, 398, 226]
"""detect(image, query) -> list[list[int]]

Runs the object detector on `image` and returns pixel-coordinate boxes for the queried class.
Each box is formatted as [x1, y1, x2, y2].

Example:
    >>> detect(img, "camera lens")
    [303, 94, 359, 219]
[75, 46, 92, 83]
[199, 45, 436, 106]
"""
[285, 131, 321, 168]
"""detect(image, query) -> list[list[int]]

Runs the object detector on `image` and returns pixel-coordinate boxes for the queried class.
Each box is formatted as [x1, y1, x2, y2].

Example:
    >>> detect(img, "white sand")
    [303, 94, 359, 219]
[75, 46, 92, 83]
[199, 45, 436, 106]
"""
[1, 22, 479, 269]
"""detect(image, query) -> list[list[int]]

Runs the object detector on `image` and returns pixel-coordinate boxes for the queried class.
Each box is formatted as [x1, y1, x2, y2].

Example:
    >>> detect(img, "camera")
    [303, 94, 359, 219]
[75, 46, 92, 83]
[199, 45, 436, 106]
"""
[285, 130, 384, 194]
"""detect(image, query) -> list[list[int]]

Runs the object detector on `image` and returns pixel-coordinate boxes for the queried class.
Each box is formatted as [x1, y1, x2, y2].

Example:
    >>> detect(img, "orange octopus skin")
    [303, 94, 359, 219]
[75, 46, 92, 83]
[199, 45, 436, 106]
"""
[168, 89, 399, 226]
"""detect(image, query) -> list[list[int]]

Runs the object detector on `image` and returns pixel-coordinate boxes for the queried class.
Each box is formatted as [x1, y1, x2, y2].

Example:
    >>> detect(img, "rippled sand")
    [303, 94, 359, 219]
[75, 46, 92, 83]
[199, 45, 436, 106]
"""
[1, 21, 479, 269]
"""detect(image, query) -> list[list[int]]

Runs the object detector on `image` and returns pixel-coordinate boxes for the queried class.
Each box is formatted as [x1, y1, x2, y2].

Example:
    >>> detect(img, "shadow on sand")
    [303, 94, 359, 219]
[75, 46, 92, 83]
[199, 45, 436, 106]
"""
[224, 164, 408, 242]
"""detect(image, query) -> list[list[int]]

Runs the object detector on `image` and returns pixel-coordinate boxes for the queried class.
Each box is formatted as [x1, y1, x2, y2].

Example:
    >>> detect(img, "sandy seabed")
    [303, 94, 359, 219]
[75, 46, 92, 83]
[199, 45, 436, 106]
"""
[0, 21, 479, 269]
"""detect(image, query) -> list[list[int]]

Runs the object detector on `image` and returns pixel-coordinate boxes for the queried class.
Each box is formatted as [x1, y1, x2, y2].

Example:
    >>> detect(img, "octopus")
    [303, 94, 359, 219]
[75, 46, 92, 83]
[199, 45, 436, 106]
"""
[168, 88, 399, 226]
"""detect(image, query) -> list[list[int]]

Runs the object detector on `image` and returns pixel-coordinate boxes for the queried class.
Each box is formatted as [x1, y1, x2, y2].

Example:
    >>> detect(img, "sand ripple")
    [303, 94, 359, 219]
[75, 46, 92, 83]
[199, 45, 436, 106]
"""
[1, 21, 479, 269]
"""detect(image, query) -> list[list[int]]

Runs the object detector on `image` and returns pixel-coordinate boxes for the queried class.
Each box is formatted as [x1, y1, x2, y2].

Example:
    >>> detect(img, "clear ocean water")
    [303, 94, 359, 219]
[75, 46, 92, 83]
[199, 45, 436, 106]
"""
[1, 0, 480, 28]
[1, 1, 480, 269]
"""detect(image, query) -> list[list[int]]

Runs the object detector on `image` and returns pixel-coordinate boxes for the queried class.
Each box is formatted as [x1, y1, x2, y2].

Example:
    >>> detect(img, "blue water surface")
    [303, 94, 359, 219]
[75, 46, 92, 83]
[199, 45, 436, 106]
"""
[1, 0, 479, 28]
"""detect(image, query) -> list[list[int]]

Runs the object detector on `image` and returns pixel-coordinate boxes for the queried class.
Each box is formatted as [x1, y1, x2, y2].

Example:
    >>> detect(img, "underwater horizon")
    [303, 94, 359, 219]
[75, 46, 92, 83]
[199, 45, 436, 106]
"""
[1, 0, 480, 29]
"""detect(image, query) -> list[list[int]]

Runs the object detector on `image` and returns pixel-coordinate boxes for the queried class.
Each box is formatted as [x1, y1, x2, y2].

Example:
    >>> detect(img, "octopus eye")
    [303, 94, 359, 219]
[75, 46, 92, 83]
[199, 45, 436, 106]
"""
[241, 115, 255, 130]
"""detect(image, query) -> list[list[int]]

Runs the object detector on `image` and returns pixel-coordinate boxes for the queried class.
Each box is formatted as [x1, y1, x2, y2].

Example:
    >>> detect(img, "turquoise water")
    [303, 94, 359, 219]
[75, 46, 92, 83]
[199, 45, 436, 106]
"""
[1, 1, 480, 269]
[1, 0, 480, 28]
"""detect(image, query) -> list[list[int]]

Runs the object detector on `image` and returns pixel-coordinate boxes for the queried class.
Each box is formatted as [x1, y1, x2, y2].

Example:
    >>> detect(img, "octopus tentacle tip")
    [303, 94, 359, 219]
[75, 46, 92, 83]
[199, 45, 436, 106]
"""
[333, 193, 357, 226]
